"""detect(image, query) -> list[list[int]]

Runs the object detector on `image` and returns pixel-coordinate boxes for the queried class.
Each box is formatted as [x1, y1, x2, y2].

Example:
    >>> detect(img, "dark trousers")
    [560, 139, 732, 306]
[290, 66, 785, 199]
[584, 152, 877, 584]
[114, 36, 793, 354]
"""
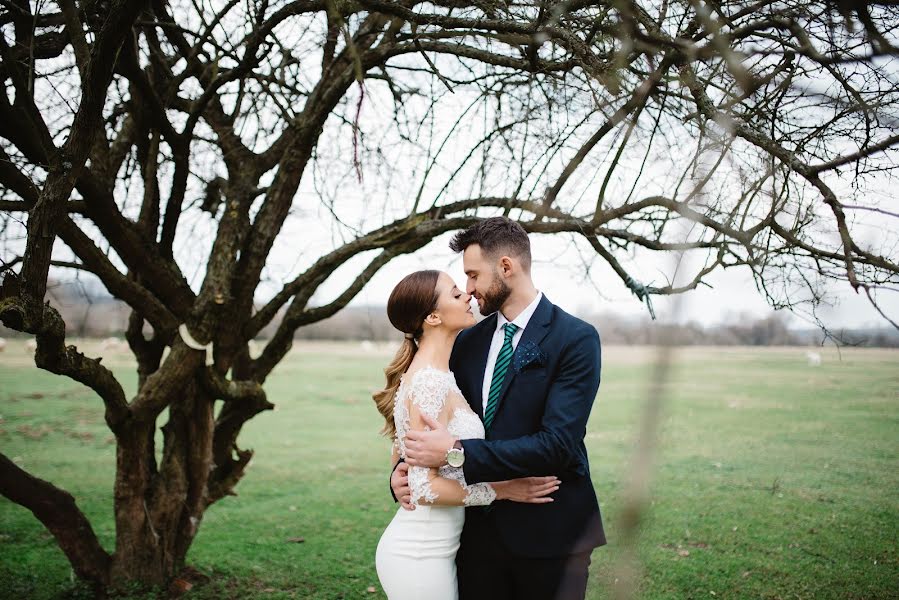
[456, 522, 592, 600]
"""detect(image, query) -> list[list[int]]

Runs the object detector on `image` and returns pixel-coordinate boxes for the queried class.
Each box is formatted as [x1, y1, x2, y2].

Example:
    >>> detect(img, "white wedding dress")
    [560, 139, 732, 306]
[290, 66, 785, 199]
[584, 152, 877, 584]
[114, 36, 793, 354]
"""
[375, 366, 496, 600]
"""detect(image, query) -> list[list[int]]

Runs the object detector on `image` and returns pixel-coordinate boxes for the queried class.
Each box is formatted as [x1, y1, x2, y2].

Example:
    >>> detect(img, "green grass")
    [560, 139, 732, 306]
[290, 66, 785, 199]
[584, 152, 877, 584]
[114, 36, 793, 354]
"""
[1, 341, 897, 599]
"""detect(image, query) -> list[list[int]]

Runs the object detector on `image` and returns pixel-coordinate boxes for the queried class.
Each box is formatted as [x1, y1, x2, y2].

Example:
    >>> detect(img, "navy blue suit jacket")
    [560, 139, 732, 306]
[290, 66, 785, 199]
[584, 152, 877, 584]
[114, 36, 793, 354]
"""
[450, 295, 606, 558]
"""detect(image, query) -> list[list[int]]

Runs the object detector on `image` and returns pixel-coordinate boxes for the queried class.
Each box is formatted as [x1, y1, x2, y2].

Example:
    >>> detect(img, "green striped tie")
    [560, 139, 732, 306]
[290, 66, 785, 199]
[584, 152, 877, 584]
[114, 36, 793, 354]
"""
[484, 322, 519, 430]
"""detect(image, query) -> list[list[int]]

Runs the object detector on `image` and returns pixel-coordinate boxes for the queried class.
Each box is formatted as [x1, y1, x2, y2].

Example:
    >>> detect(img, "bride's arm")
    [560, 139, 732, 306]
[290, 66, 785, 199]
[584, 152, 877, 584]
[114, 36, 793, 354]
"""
[400, 379, 499, 506]
[405, 400, 495, 507]
[412, 466, 559, 506]
[405, 400, 557, 507]
[411, 467, 489, 506]
[402, 372, 558, 506]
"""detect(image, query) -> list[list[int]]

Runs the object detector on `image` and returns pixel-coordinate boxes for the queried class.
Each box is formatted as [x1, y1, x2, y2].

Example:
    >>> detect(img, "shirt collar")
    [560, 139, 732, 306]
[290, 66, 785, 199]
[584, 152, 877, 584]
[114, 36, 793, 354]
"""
[496, 291, 543, 333]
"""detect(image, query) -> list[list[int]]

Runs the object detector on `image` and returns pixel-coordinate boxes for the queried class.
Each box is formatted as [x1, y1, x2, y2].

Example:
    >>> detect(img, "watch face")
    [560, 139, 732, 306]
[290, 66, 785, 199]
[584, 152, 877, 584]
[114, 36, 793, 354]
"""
[447, 449, 464, 468]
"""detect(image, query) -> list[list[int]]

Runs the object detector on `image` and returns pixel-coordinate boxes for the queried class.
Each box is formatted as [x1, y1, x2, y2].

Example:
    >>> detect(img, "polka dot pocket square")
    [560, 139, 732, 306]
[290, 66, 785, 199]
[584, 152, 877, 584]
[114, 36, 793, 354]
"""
[513, 341, 547, 373]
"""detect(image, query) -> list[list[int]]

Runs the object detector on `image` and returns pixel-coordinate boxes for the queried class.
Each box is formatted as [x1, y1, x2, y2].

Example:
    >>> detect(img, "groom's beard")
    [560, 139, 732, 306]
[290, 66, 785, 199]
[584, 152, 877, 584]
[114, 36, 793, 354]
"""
[478, 275, 512, 316]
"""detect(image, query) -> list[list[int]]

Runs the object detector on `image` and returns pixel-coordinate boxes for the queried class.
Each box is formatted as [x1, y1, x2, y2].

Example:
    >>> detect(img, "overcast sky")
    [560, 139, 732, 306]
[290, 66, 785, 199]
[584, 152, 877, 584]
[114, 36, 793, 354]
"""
[245, 69, 899, 332]
[7, 21, 898, 334]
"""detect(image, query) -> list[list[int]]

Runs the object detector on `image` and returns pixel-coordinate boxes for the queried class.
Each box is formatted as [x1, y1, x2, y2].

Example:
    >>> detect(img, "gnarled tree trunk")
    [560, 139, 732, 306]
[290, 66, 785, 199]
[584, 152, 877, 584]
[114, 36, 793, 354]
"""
[110, 377, 215, 586]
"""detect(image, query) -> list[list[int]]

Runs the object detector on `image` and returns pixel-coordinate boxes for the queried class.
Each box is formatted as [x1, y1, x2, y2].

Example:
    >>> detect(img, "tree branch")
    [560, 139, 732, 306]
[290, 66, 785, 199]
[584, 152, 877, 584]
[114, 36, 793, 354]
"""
[0, 452, 111, 589]
[202, 368, 272, 506]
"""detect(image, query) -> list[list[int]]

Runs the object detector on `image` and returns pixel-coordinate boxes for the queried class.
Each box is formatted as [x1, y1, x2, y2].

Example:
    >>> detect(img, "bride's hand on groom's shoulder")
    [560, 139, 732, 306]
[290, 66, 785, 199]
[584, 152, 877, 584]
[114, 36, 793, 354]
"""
[492, 476, 561, 504]
[405, 414, 455, 468]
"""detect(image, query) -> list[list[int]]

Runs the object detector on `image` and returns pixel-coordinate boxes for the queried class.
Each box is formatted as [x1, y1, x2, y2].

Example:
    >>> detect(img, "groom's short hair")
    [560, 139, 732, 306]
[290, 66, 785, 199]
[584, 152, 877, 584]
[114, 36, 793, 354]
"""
[449, 217, 531, 271]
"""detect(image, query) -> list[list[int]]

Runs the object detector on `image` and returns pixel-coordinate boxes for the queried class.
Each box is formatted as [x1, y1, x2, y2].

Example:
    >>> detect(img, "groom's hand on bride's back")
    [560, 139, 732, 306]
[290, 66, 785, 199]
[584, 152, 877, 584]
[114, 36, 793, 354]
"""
[391, 462, 415, 511]
[405, 414, 455, 468]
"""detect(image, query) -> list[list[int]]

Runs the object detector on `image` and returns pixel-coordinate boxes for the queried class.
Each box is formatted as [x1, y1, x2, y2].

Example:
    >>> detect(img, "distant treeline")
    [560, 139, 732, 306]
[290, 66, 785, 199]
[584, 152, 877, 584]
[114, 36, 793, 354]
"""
[1, 278, 896, 347]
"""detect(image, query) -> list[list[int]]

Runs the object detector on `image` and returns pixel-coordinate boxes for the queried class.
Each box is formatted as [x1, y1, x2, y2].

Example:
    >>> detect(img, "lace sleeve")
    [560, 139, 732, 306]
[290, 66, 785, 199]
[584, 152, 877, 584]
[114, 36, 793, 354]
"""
[405, 369, 451, 505]
[462, 482, 496, 506]
[408, 467, 437, 505]
[405, 369, 449, 421]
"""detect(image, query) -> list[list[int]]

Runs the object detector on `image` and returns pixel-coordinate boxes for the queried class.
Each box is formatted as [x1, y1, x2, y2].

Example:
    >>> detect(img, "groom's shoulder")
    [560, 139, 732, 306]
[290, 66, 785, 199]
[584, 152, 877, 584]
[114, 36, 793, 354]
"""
[547, 301, 600, 342]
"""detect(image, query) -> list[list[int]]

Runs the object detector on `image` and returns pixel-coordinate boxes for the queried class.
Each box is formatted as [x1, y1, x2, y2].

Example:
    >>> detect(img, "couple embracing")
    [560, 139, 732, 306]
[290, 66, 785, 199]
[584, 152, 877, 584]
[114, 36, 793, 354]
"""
[373, 217, 606, 600]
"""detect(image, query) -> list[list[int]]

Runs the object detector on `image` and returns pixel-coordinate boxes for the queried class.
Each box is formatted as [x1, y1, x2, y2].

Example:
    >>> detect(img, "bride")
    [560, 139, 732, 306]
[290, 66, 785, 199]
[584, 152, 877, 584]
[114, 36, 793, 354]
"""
[373, 270, 560, 600]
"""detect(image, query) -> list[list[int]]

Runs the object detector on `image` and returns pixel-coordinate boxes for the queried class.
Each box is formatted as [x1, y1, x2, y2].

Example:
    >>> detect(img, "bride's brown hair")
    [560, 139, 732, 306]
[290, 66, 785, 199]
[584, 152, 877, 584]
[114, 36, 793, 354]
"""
[373, 270, 441, 437]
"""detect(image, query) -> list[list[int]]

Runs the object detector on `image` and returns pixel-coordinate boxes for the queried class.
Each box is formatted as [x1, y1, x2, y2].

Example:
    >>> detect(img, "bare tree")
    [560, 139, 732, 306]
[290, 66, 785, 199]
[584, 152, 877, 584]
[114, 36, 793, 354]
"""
[1, 0, 897, 592]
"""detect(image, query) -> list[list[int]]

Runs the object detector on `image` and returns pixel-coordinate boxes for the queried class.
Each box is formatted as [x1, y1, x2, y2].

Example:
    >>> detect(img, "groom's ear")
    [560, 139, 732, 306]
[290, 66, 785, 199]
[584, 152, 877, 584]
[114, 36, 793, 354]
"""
[498, 255, 514, 276]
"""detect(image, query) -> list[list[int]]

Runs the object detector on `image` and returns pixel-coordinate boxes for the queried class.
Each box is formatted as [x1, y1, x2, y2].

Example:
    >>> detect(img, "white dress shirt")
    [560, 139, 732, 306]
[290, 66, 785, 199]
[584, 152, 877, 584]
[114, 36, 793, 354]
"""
[481, 291, 543, 413]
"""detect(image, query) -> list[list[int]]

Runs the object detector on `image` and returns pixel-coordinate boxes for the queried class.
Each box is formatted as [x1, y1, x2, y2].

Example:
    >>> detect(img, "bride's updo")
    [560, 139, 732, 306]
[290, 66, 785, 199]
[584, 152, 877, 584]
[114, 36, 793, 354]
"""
[373, 270, 440, 437]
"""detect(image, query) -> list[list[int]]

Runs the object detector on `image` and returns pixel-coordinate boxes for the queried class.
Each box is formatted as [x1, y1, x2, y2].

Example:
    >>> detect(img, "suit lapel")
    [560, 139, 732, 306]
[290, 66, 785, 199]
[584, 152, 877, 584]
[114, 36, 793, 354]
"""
[469, 314, 497, 420]
[492, 295, 553, 419]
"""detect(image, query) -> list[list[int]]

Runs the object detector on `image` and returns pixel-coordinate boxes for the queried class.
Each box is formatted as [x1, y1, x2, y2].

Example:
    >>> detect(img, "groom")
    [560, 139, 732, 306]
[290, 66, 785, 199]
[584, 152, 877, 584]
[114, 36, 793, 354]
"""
[395, 216, 606, 600]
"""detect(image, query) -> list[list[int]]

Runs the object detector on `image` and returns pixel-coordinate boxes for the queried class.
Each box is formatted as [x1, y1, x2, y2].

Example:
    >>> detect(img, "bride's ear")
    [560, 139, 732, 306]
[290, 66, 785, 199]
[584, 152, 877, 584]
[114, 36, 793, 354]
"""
[424, 312, 442, 327]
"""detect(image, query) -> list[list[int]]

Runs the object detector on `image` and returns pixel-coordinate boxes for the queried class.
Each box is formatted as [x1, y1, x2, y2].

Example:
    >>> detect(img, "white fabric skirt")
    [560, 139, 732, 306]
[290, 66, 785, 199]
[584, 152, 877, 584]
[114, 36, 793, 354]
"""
[375, 505, 464, 600]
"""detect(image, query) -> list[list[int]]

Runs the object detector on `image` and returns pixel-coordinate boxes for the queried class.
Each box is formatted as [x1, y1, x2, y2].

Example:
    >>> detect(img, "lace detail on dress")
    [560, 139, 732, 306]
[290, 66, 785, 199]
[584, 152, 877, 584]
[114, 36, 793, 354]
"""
[396, 367, 454, 506]
[394, 367, 457, 460]
[408, 463, 438, 504]
[463, 482, 497, 506]
[441, 408, 495, 506]
[394, 368, 495, 507]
